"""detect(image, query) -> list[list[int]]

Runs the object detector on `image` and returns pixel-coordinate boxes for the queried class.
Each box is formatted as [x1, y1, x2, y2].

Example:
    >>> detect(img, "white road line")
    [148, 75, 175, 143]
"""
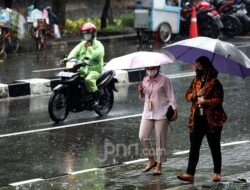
[168, 73, 195, 79]
[172, 150, 189, 156]
[172, 141, 250, 155]
[69, 168, 99, 175]
[9, 178, 44, 186]
[0, 114, 142, 138]
[221, 140, 250, 147]
[123, 158, 148, 165]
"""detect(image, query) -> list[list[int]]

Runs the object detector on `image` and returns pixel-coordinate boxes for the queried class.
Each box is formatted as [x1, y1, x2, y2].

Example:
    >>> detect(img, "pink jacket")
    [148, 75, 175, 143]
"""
[141, 73, 176, 120]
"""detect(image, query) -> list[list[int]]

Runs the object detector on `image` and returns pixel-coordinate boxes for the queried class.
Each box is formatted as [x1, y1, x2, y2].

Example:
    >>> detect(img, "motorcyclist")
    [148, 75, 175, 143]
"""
[62, 22, 105, 108]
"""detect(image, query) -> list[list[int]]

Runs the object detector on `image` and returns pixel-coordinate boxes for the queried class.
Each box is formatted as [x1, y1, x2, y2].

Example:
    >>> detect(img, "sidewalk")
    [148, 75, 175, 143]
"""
[1, 141, 250, 189]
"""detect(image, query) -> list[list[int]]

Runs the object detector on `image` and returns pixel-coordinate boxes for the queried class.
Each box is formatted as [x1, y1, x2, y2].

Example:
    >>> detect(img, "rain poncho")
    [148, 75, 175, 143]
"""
[67, 38, 105, 92]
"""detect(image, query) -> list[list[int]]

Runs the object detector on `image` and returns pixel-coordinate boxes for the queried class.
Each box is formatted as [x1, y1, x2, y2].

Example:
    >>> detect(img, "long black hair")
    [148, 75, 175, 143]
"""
[196, 56, 218, 79]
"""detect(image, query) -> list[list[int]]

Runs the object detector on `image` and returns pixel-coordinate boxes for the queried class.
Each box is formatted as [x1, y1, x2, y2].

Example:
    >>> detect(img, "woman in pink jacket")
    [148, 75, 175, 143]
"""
[138, 66, 177, 175]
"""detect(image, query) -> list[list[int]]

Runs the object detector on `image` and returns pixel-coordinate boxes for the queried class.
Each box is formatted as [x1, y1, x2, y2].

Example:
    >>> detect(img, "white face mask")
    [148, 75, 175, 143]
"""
[83, 33, 92, 41]
[146, 69, 158, 77]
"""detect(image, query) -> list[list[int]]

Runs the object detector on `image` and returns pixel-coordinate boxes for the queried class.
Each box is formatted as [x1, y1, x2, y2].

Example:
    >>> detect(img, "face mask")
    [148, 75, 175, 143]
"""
[83, 33, 92, 41]
[195, 68, 204, 77]
[146, 69, 158, 77]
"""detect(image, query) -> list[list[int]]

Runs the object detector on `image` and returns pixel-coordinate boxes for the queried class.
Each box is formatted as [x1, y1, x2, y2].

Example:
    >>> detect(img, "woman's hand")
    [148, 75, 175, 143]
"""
[197, 88, 205, 97]
[138, 83, 144, 99]
[171, 109, 178, 121]
[84, 41, 91, 48]
[59, 58, 67, 66]
[198, 96, 206, 104]
[138, 83, 143, 92]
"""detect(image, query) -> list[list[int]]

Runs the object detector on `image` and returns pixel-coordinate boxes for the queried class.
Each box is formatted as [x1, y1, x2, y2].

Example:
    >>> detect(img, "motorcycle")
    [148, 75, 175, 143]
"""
[180, 1, 222, 38]
[233, 2, 250, 35]
[29, 6, 60, 51]
[211, 0, 243, 37]
[48, 59, 118, 123]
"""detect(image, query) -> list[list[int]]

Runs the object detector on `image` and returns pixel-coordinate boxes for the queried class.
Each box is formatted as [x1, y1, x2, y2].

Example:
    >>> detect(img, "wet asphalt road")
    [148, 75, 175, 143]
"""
[0, 40, 250, 189]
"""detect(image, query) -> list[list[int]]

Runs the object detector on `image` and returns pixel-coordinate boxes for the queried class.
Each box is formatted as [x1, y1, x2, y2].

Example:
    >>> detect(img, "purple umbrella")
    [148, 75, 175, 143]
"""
[163, 37, 250, 78]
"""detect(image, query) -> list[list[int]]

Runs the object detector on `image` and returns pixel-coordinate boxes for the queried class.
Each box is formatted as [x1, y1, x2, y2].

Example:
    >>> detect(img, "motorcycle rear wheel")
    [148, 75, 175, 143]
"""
[221, 16, 242, 38]
[48, 92, 69, 123]
[95, 88, 114, 116]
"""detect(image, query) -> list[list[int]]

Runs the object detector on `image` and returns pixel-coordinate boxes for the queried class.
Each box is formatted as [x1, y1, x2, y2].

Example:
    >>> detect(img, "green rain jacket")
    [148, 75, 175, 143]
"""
[67, 38, 105, 76]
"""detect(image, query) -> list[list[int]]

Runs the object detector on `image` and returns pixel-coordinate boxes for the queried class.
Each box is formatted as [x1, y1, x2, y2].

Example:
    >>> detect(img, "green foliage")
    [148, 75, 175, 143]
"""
[120, 13, 135, 28]
[63, 14, 134, 35]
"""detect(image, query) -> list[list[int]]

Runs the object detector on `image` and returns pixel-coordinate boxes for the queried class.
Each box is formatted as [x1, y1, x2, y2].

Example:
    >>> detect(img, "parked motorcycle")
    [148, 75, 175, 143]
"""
[48, 59, 118, 123]
[211, 0, 243, 37]
[180, 1, 222, 38]
[29, 6, 60, 51]
[233, 2, 250, 35]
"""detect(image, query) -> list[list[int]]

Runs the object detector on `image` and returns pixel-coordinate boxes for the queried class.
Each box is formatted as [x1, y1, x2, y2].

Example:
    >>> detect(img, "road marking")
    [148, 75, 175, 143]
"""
[123, 158, 148, 165]
[166, 72, 195, 79]
[172, 140, 250, 155]
[172, 150, 189, 155]
[0, 114, 142, 138]
[221, 140, 250, 147]
[69, 168, 99, 175]
[9, 178, 44, 186]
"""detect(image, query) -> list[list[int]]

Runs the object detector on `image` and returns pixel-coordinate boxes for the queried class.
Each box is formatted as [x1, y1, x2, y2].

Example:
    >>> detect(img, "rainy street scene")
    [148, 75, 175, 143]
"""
[0, 0, 250, 190]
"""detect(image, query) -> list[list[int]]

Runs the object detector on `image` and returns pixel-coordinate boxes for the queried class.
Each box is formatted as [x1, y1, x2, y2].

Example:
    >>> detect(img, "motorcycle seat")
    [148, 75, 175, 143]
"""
[97, 70, 115, 87]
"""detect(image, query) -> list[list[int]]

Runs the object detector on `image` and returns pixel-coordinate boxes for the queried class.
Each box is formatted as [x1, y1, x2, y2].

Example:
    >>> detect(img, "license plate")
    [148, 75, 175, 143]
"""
[57, 71, 76, 78]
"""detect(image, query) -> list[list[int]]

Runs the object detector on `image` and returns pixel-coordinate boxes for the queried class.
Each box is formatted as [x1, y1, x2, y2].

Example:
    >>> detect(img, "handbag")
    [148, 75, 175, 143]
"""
[166, 105, 175, 121]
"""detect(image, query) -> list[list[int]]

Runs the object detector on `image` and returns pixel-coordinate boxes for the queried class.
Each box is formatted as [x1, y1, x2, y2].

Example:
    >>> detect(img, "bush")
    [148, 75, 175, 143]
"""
[120, 13, 135, 28]
[63, 14, 134, 35]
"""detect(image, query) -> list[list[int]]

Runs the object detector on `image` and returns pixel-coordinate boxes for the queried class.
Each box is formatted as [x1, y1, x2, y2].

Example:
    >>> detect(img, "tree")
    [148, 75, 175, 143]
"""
[52, 0, 67, 28]
[101, 0, 114, 29]
[4, 0, 13, 8]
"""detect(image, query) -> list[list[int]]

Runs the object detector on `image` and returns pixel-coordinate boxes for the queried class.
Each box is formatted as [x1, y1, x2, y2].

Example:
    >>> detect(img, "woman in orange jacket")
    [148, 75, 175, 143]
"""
[177, 56, 227, 183]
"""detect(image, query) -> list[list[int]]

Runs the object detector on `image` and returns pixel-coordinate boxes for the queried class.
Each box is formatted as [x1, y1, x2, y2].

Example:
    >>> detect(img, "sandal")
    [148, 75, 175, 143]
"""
[143, 162, 157, 173]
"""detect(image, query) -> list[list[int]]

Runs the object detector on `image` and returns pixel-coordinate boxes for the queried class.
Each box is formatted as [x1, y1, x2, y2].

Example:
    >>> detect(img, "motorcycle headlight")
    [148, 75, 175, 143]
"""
[66, 61, 75, 69]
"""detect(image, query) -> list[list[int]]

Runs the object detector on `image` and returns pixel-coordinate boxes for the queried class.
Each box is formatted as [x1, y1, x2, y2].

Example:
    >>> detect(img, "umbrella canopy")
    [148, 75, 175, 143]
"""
[163, 37, 250, 78]
[104, 51, 174, 70]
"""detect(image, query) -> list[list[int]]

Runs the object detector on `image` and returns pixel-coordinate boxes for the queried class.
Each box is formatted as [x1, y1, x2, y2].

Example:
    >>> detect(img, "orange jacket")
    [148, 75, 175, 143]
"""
[185, 77, 227, 130]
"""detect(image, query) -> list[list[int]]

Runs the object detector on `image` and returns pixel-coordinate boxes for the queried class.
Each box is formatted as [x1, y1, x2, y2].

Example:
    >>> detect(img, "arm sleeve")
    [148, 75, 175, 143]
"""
[185, 79, 197, 102]
[205, 80, 224, 105]
[165, 77, 177, 110]
[67, 42, 83, 60]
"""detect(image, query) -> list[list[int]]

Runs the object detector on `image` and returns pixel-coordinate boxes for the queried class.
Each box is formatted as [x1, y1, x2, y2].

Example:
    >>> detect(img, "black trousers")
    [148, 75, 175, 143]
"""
[187, 109, 222, 175]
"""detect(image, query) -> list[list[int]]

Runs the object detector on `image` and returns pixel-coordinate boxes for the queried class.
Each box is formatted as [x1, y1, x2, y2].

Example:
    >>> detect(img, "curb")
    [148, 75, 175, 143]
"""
[0, 69, 145, 99]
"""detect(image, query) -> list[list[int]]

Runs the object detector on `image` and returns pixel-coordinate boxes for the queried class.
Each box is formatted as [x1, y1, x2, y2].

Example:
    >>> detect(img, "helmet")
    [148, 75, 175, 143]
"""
[80, 23, 97, 41]
[80, 23, 97, 33]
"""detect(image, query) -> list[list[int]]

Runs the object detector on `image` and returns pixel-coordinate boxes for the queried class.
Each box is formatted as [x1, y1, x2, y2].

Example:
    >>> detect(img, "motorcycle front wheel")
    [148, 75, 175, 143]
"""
[95, 88, 114, 116]
[48, 92, 69, 123]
